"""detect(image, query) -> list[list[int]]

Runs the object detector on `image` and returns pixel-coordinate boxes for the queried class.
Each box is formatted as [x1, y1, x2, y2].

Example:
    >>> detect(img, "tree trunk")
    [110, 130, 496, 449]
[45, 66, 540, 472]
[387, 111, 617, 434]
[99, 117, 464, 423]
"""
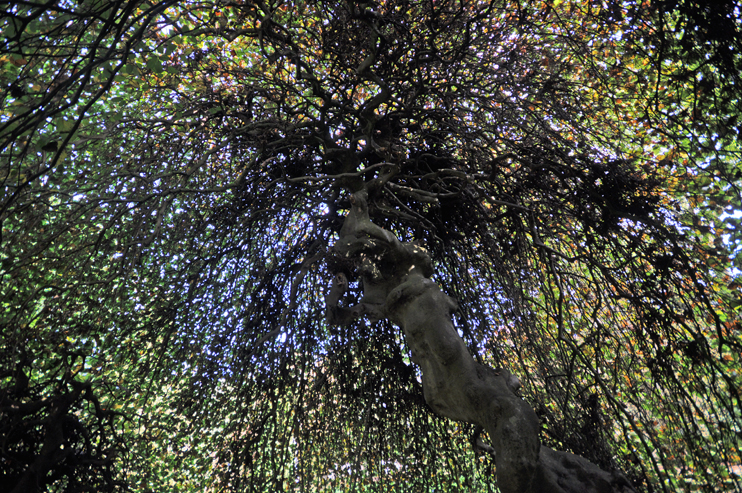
[326, 190, 636, 493]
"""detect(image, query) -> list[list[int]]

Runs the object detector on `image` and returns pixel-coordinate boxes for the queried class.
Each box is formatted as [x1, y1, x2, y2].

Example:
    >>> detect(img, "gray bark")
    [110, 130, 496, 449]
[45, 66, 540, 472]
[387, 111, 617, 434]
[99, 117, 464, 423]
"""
[326, 190, 636, 493]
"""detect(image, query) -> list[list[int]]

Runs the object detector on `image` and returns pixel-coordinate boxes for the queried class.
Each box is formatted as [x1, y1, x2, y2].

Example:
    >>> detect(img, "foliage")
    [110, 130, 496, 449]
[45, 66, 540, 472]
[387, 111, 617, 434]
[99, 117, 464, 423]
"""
[1, 0, 741, 492]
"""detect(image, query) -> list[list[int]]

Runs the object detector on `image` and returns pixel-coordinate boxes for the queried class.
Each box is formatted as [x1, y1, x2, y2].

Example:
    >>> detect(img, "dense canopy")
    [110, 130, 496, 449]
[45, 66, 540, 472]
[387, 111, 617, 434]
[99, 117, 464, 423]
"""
[1, 0, 741, 491]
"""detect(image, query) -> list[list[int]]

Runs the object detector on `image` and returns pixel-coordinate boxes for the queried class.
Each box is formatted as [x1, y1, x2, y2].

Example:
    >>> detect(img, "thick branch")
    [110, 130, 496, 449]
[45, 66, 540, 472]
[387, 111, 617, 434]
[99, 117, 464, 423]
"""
[327, 190, 637, 493]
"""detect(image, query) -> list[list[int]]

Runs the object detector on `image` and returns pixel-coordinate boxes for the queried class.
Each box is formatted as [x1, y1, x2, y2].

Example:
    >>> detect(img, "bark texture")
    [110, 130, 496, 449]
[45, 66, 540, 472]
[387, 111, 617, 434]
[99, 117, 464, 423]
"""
[326, 190, 636, 493]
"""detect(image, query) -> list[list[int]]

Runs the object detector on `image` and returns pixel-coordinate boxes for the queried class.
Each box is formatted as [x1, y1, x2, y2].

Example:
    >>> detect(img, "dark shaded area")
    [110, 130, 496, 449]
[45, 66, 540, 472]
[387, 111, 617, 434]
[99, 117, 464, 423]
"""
[0, 351, 124, 493]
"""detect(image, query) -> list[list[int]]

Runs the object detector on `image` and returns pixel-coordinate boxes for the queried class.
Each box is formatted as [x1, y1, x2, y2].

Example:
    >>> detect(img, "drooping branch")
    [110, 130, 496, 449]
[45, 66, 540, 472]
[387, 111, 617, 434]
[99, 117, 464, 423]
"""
[326, 190, 636, 493]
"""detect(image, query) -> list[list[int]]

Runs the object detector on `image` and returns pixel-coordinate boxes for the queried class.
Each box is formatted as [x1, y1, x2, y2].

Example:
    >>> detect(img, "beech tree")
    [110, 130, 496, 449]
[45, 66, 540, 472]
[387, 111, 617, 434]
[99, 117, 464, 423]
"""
[1, 0, 741, 492]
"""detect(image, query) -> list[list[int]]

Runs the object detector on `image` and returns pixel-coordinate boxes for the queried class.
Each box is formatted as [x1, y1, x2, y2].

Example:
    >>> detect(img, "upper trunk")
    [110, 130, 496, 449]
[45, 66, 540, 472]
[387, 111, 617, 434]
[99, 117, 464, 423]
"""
[326, 190, 636, 493]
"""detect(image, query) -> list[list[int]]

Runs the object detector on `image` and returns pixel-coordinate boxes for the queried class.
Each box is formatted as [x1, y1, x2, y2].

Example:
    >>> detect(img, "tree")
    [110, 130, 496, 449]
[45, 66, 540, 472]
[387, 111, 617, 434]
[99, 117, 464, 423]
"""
[1, 0, 740, 492]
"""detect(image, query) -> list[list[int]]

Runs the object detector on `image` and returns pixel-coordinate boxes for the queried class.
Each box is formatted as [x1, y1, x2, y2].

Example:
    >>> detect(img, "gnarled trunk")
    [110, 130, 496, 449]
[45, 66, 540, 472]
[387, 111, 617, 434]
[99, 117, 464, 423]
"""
[326, 190, 635, 493]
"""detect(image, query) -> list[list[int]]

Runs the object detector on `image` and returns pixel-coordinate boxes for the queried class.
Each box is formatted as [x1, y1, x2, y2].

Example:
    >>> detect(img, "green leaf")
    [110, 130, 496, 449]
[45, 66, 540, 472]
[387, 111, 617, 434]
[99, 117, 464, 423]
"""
[146, 57, 163, 73]
[55, 118, 74, 133]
